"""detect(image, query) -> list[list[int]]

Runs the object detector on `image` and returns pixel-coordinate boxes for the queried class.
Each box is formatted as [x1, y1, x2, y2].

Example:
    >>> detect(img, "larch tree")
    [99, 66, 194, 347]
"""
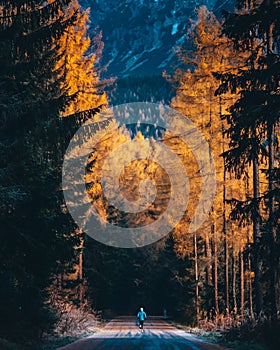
[55, 0, 108, 117]
[168, 6, 243, 319]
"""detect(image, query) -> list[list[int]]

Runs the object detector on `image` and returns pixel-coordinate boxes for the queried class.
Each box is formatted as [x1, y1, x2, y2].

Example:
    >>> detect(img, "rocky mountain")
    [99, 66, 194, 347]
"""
[80, 0, 234, 79]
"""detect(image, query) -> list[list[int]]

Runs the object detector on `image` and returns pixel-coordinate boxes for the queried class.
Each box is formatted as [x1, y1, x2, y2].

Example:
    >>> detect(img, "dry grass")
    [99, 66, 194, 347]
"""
[195, 311, 278, 349]
[197, 311, 249, 332]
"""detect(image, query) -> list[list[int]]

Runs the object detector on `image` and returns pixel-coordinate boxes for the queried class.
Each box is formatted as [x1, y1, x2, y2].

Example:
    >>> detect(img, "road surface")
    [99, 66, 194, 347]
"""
[56, 316, 231, 350]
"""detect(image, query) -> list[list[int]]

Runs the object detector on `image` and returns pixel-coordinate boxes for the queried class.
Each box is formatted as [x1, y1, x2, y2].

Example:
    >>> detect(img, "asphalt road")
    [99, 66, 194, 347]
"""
[56, 316, 231, 350]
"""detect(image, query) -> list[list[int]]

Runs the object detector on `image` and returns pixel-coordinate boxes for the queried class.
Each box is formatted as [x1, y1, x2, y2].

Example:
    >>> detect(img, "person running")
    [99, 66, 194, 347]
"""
[137, 307, 147, 331]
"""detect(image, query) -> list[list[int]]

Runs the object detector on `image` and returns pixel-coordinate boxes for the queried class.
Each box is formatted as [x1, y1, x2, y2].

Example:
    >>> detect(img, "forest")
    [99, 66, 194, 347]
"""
[0, 1, 279, 349]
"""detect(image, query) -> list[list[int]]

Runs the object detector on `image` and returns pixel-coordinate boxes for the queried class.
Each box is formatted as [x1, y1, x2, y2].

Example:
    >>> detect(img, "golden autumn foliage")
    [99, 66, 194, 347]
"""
[168, 7, 253, 252]
[168, 7, 230, 252]
[49, 0, 109, 283]
[85, 128, 173, 231]
[167, 6, 256, 318]
[55, 0, 107, 116]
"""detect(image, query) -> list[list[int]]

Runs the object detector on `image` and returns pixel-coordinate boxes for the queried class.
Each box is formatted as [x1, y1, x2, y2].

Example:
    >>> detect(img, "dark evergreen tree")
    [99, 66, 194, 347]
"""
[0, 0, 81, 341]
[216, 0, 280, 320]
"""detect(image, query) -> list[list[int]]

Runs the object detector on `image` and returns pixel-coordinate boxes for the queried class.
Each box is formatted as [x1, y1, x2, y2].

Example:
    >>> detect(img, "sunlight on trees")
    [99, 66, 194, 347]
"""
[55, 0, 108, 116]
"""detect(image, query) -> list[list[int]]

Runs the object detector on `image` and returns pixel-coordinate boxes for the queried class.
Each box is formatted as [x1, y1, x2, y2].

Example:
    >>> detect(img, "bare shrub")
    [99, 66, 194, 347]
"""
[52, 300, 101, 338]
[45, 281, 101, 339]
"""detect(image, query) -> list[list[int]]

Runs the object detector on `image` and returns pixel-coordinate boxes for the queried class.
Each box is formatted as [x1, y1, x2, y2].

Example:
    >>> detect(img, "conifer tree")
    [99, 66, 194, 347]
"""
[0, 0, 104, 341]
[168, 6, 245, 319]
[217, 0, 280, 320]
[49, 0, 109, 304]
[56, 0, 108, 117]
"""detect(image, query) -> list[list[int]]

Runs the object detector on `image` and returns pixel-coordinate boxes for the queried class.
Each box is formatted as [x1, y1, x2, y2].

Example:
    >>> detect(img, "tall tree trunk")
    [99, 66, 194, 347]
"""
[240, 249, 245, 320]
[194, 232, 199, 320]
[205, 233, 213, 286]
[252, 157, 263, 316]
[267, 122, 278, 321]
[78, 250, 84, 303]
[266, 11, 278, 321]
[212, 223, 219, 315]
[224, 215, 230, 315]
[248, 251, 254, 318]
[79, 250, 83, 280]
[78, 234, 85, 304]
[205, 231, 213, 318]
[232, 251, 237, 315]
[222, 121, 229, 315]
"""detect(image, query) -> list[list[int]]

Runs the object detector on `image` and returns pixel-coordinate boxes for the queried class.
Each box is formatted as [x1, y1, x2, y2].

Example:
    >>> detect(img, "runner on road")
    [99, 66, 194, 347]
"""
[137, 307, 147, 331]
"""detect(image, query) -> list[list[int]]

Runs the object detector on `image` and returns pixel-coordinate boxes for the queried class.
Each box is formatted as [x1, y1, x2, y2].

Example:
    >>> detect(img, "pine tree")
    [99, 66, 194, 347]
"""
[0, 0, 90, 341]
[217, 0, 280, 320]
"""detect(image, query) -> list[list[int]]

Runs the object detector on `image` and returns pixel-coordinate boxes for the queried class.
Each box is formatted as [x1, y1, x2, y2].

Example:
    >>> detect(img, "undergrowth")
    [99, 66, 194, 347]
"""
[197, 311, 279, 350]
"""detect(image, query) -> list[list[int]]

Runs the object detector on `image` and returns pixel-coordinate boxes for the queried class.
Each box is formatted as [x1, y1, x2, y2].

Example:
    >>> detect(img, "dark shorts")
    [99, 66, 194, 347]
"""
[139, 320, 144, 327]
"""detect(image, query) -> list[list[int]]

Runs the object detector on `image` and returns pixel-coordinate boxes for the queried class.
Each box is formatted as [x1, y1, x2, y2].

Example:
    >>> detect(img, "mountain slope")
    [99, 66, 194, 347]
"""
[80, 0, 234, 78]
